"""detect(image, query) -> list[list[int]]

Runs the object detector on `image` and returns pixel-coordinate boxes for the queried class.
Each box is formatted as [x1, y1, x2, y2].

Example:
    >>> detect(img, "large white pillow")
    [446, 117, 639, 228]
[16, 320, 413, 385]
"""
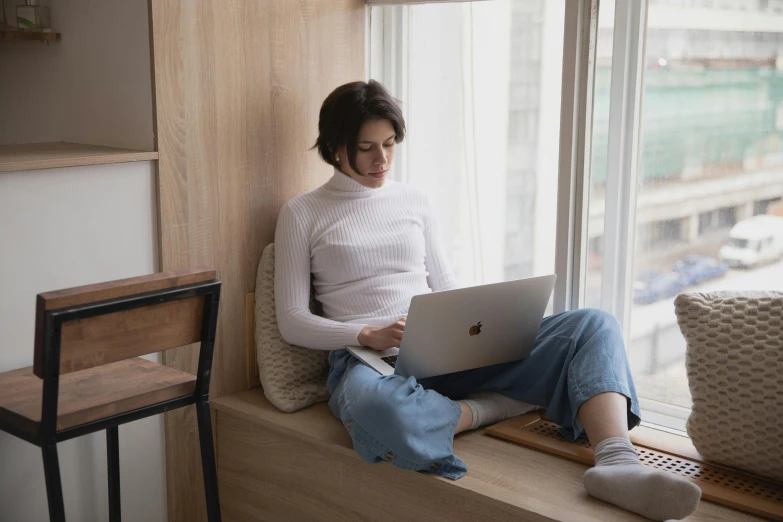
[675, 291, 783, 482]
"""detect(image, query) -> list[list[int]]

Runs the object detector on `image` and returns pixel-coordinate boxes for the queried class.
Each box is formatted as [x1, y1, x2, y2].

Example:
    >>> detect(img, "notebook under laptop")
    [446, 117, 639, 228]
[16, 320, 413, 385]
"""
[346, 274, 556, 379]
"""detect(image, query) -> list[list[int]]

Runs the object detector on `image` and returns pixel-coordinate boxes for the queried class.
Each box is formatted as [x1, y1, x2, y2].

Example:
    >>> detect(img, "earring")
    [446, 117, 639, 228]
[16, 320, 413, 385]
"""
[335, 155, 340, 162]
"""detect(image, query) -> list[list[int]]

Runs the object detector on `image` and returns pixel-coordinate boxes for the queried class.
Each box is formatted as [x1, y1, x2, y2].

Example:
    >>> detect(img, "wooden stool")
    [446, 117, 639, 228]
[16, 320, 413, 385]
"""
[0, 268, 222, 522]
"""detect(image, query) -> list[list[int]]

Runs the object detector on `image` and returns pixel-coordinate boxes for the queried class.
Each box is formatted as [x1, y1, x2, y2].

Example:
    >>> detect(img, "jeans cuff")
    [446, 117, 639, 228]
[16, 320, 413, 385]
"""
[567, 380, 641, 441]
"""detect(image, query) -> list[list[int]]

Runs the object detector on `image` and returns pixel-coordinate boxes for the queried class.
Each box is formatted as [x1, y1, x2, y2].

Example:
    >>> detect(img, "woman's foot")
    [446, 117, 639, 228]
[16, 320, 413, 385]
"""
[583, 437, 701, 521]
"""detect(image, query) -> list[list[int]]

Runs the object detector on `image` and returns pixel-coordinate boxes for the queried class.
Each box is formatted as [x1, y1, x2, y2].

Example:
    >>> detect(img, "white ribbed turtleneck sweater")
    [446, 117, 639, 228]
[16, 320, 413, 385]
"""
[274, 169, 459, 350]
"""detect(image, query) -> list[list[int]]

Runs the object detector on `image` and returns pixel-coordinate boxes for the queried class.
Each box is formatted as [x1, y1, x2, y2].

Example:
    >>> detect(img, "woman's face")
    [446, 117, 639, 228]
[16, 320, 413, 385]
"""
[336, 119, 396, 189]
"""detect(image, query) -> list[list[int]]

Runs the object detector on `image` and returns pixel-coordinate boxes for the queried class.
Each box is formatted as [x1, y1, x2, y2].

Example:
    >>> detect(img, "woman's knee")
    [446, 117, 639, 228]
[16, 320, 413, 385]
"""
[346, 375, 415, 429]
[567, 308, 626, 357]
[572, 308, 621, 331]
[570, 308, 622, 339]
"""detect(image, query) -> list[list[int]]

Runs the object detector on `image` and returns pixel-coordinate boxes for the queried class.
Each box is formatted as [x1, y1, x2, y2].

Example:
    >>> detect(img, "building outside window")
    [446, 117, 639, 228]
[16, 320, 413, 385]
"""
[368, 0, 783, 430]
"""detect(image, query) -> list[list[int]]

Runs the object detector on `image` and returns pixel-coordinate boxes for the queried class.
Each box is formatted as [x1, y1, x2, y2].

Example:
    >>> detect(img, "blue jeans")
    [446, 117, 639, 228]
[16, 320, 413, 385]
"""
[326, 308, 641, 480]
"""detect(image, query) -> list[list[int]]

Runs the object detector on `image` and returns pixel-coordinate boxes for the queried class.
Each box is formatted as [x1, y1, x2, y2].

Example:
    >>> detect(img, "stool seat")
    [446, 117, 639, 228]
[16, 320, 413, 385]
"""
[0, 358, 196, 436]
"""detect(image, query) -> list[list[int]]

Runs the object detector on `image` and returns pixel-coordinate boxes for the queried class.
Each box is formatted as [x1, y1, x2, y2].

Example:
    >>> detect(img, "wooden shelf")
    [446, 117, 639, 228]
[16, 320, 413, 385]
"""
[0, 143, 158, 173]
[0, 30, 61, 42]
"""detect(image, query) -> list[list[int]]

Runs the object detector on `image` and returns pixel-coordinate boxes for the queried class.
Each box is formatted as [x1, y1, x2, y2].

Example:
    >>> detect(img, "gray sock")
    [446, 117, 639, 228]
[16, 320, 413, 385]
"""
[462, 391, 538, 430]
[584, 437, 702, 521]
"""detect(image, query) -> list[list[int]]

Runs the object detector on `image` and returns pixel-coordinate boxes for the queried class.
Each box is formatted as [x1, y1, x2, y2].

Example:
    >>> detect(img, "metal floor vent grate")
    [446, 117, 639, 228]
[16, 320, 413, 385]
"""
[487, 415, 783, 521]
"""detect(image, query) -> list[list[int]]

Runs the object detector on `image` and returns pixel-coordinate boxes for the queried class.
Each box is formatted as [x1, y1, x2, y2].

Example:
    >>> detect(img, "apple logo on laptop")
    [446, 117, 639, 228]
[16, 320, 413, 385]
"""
[469, 321, 482, 336]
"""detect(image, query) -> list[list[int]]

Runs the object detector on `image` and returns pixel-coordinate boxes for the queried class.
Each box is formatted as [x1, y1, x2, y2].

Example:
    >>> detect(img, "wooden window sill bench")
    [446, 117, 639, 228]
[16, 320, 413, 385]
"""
[211, 389, 762, 522]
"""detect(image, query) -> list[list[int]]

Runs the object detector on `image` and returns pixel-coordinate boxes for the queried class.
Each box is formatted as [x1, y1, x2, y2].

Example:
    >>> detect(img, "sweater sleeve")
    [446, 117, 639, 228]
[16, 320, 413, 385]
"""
[274, 203, 367, 350]
[423, 196, 461, 292]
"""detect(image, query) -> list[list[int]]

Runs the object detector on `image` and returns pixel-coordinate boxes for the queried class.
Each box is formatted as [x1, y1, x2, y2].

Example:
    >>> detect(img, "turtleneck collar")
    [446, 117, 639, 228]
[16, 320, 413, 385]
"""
[324, 168, 388, 196]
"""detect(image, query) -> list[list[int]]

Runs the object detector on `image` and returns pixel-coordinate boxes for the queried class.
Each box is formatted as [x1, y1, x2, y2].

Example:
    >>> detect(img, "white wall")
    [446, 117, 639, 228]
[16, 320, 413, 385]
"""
[0, 161, 167, 522]
[0, 0, 155, 150]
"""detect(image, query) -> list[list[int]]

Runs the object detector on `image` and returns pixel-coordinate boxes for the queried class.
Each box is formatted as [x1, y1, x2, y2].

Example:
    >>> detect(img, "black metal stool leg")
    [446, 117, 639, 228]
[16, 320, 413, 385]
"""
[107, 426, 121, 522]
[196, 400, 221, 522]
[42, 443, 66, 522]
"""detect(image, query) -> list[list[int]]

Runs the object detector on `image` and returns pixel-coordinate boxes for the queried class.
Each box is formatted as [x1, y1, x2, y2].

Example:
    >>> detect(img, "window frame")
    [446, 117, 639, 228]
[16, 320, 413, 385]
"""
[599, 0, 646, 337]
[554, 0, 597, 317]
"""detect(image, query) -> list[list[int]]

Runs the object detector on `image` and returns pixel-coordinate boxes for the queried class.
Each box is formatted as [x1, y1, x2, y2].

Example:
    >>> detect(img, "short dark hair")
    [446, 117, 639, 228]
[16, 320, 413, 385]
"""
[314, 80, 406, 175]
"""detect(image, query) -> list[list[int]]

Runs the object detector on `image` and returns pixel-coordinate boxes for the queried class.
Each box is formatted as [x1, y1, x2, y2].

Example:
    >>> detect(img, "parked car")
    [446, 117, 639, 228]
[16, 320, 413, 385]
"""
[673, 255, 728, 286]
[719, 215, 783, 269]
[633, 272, 688, 305]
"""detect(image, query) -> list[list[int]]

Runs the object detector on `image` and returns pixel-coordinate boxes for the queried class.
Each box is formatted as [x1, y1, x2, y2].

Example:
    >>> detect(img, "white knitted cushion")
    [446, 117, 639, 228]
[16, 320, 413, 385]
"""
[674, 291, 783, 482]
[255, 243, 329, 413]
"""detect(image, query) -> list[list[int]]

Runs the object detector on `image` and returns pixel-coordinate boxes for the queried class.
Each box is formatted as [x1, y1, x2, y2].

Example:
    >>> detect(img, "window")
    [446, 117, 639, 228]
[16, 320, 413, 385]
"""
[587, 0, 783, 429]
[369, 0, 783, 432]
[727, 237, 747, 249]
[367, 0, 564, 291]
[754, 197, 782, 215]
[698, 206, 737, 234]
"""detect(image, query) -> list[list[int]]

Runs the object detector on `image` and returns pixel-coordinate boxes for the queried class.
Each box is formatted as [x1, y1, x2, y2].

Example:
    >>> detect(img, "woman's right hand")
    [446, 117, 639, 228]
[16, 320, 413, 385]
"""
[358, 318, 406, 351]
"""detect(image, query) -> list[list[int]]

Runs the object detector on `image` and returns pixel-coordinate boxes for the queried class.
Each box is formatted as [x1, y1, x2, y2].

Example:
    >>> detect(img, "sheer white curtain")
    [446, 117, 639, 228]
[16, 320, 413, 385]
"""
[381, 1, 512, 287]
[368, 0, 564, 290]
[367, 0, 491, 4]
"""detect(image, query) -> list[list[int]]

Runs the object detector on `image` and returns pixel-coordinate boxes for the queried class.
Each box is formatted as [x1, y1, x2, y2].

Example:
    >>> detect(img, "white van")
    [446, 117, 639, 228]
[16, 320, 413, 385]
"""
[719, 215, 783, 269]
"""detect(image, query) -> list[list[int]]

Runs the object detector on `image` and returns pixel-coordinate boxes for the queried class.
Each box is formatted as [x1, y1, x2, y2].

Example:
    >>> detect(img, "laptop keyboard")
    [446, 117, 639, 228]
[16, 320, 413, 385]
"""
[380, 355, 398, 368]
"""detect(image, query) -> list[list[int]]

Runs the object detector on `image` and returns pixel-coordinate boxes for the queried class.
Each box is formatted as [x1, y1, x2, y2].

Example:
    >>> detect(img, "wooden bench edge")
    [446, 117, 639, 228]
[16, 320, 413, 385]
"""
[211, 392, 615, 522]
[214, 402, 571, 522]
[211, 394, 355, 455]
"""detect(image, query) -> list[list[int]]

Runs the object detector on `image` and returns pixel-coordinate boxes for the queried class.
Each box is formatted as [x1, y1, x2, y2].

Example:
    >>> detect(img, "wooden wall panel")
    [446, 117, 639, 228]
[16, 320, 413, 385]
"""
[150, 1, 365, 520]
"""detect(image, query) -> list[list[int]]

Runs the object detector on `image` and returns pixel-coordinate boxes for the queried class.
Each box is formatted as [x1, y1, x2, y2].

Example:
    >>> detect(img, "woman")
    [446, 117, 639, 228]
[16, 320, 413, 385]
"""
[274, 80, 701, 521]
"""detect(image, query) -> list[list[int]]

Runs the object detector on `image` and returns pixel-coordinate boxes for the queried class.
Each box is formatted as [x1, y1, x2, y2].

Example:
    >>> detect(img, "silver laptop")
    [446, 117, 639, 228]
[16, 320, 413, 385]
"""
[347, 274, 556, 379]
